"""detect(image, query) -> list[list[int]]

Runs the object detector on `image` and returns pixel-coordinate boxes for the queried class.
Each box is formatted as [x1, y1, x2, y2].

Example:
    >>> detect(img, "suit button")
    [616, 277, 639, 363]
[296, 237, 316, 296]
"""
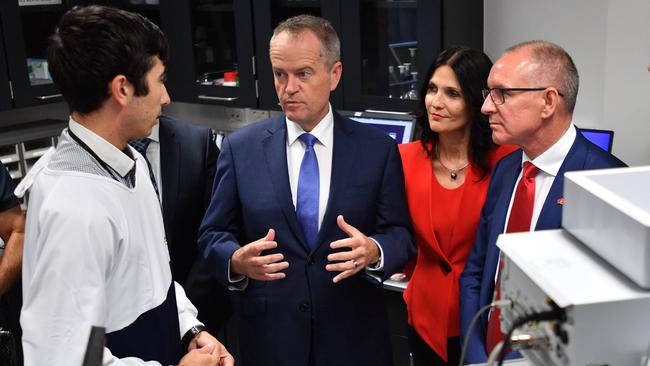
[440, 259, 452, 274]
[307, 258, 315, 265]
[299, 302, 310, 312]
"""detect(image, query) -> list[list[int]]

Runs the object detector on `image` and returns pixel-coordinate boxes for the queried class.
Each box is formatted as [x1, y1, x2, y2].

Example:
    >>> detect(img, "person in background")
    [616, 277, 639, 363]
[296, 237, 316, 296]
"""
[459, 40, 626, 364]
[129, 115, 232, 338]
[399, 47, 516, 366]
[0, 162, 24, 364]
[198, 14, 414, 366]
[19, 5, 232, 365]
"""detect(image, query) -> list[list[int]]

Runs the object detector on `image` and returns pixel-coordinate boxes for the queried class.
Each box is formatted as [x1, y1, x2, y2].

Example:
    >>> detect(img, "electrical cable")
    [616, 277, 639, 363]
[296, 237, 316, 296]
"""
[486, 340, 504, 366]
[643, 342, 650, 366]
[458, 299, 512, 366]
[496, 306, 565, 366]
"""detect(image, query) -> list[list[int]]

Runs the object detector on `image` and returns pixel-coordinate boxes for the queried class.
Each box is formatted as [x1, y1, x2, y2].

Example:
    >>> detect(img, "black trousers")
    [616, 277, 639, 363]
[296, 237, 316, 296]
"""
[408, 326, 460, 366]
[0, 282, 22, 366]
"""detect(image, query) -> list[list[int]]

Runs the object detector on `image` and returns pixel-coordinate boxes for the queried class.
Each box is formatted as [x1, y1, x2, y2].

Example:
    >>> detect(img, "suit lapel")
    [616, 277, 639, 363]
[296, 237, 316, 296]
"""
[261, 116, 311, 252]
[493, 152, 523, 234]
[316, 113, 356, 253]
[425, 143, 452, 262]
[159, 118, 181, 233]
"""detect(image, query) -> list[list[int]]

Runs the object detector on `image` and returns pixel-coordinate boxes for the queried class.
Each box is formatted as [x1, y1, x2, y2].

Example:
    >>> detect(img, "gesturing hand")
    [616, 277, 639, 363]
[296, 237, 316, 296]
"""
[326, 215, 380, 283]
[230, 229, 289, 281]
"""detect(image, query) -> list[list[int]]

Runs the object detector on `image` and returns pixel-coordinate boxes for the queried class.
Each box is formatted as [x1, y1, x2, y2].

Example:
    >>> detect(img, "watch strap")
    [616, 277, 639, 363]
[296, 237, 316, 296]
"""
[181, 324, 206, 350]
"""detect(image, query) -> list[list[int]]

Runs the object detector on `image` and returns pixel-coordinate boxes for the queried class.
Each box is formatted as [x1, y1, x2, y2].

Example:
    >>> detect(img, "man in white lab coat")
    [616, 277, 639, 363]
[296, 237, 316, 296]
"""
[19, 5, 232, 366]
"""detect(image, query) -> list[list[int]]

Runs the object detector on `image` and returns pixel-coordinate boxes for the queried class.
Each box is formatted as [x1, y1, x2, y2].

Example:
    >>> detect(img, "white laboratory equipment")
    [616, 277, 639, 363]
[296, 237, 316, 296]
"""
[493, 166, 650, 366]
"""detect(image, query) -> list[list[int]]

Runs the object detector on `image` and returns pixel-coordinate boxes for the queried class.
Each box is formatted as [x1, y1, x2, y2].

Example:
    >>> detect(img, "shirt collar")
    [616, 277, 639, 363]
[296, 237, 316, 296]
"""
[147, 120, 160, 143]
[68, 117, 136, 177]
[286, 104, 334, 148]
[522, 123, 577, 177]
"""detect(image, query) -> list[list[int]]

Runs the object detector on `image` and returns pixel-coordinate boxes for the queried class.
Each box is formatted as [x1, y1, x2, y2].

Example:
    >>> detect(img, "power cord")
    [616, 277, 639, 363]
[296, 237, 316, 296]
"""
[642, 342, 650, 366]
[496, 305, 566, 366]
[458, 299, 512, 366]
[486, 340, 505, 366]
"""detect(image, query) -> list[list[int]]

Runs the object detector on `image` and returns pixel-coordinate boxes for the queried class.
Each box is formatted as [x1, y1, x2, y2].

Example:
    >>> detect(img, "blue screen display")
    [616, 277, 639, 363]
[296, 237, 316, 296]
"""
[349, 116, 414, 144]
[579, 129, 614, 152]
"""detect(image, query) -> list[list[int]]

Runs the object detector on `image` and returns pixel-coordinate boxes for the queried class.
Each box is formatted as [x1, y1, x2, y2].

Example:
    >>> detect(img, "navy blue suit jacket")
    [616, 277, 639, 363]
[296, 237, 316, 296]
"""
[198, 112, 414, 366]
[158, 115, 231, 334]
[459, 130, 626, 364]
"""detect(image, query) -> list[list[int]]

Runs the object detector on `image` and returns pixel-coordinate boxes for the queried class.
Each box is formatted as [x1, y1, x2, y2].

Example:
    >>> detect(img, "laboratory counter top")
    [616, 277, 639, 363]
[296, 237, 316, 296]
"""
[383, 278, 407, 292]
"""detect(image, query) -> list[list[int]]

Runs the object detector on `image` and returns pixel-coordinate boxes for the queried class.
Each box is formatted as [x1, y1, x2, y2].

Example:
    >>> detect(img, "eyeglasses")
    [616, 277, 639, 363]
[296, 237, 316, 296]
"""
[482, 87, 565, 105]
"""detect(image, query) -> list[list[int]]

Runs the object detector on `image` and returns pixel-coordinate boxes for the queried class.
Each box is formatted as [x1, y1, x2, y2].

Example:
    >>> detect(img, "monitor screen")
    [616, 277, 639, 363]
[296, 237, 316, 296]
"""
[579, 128, 614, 153]
[345, 113, 415, 144]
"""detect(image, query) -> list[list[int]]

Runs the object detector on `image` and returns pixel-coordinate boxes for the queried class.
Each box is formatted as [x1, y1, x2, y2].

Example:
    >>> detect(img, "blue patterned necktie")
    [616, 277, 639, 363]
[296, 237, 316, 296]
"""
[296, 133, 320, 249]
[129, 138, 160, 199]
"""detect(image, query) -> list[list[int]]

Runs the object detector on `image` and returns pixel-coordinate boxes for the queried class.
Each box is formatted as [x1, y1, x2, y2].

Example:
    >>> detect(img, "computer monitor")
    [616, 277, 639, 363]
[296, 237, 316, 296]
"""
[343, 111, 415, 144]
[579, 128, 614, 153]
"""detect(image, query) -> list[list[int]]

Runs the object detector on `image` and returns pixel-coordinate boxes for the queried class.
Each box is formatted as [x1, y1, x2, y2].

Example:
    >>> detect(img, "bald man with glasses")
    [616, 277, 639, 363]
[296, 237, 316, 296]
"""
[458, 40, 626, 364]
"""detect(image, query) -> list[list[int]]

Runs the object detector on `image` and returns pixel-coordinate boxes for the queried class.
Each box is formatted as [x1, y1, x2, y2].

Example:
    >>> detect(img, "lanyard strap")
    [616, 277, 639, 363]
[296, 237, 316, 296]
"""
[68, 129, 123, 183]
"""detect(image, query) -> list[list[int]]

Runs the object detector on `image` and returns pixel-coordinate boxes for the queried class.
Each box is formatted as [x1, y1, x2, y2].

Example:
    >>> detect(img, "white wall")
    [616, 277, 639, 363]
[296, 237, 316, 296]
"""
[484, 0, 650, 166]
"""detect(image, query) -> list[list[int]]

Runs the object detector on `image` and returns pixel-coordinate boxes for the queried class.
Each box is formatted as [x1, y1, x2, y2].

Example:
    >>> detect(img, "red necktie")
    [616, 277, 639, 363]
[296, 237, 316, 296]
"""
[486, 161, 540, 354]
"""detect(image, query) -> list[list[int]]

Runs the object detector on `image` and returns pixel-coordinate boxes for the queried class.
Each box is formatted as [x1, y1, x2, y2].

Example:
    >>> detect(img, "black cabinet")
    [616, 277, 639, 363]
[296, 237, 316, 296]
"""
[86, 0, 257, 108]
[0, 1, 480, 113]
[341, 0, 441, 113]
[0, 1, 67, 108]
[161, 0, 256, 107]
[70, 0, 164, 26]
[252, 0, 445, 113]
[0, 0, 258, 110]
[0, 21, 12, 112]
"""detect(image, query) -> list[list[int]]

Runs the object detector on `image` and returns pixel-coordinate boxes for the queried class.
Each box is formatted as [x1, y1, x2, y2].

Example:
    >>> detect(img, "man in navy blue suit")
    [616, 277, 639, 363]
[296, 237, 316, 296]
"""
[459, 40, 626, 364]
[198, 15, 414, 366]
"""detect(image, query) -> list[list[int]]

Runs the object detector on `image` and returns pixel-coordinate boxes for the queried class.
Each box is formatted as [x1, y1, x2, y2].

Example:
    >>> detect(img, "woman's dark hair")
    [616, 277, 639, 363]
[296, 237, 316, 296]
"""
[415, 46, 495, 179]
[47, 5, 168, 114]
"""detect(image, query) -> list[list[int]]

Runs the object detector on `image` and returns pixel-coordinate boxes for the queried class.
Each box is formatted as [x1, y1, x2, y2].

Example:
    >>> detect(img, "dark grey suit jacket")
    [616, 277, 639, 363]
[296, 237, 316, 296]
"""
[159, 115, 231, 333]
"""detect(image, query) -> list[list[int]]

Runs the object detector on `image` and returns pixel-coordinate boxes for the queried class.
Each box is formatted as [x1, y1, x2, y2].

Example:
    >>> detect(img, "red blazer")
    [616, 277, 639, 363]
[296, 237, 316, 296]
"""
[399, 141, 516, 361]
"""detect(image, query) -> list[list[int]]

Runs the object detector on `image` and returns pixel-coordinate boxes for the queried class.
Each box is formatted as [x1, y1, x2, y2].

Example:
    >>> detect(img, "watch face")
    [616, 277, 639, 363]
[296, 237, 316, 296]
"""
[189, 326, 199, 338]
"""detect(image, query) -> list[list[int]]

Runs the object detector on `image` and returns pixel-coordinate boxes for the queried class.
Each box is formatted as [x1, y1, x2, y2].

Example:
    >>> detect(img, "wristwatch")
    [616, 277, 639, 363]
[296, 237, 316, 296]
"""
[181, 324, 206, 350]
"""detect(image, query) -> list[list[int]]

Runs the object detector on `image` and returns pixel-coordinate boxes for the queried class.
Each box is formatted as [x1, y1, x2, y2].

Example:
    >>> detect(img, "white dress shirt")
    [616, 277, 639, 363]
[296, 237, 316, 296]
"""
[493, 124, 577, 287]
[286, 108, 334, 230]
[69, 118, 134, 180]
[286, 105, 384, 272]
[504, 124, 577, 231]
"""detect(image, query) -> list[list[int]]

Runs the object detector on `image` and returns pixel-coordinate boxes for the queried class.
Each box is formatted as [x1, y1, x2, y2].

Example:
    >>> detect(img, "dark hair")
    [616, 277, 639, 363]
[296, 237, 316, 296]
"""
[47, 5, 168, 114]
[415, 46, 495, 179]
[507, 40, 579, 114]
[271, 14, 340, 67]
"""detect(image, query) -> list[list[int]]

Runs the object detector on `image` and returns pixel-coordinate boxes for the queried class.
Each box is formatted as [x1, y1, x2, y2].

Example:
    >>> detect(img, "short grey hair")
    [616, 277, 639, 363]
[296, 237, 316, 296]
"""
[507, 40, 579, 114]
[270, 14, 340, 67]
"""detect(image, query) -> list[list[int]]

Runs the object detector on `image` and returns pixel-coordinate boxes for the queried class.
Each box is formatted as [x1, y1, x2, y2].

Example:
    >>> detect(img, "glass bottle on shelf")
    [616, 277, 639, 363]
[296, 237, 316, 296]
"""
[405, 71, 418, 100]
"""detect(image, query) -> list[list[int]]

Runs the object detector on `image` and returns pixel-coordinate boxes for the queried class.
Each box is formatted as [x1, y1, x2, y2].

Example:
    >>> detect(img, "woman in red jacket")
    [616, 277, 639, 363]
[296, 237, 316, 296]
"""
[399, 47, 516, 366]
